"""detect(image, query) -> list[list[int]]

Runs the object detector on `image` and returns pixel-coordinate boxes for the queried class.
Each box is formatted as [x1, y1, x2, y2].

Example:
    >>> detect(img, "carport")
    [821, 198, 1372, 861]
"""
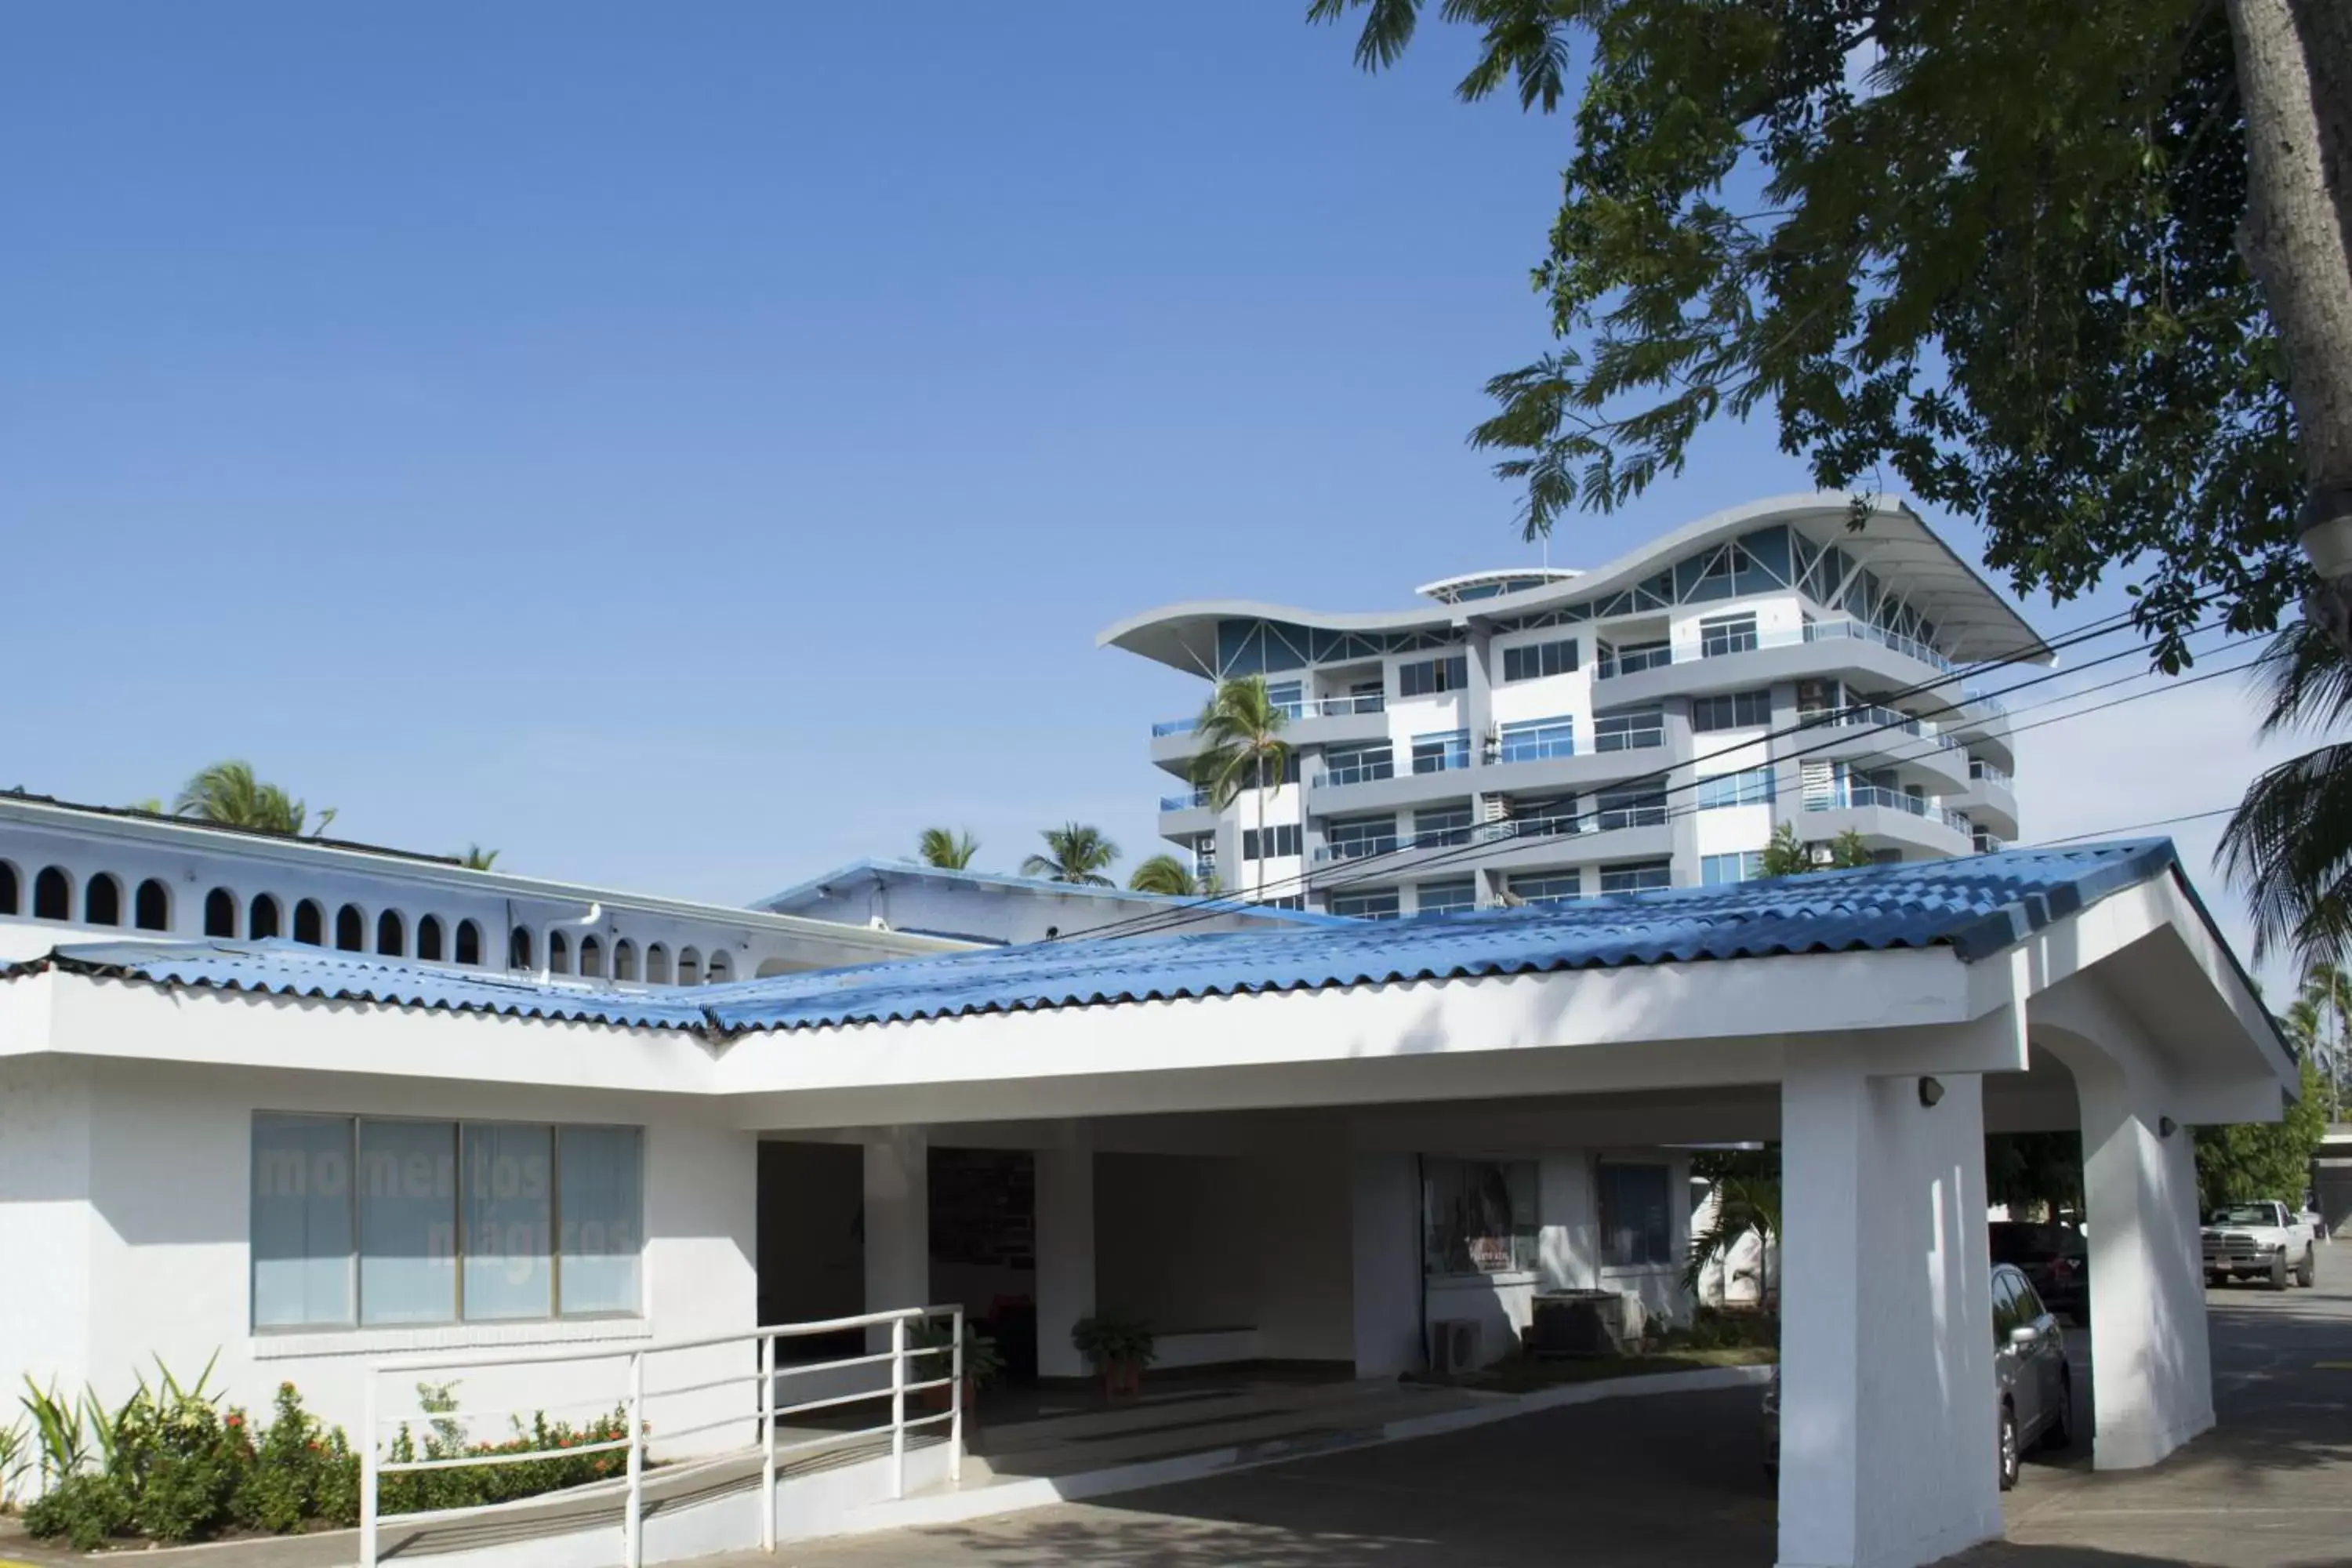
[715, 840, 2296, 1568]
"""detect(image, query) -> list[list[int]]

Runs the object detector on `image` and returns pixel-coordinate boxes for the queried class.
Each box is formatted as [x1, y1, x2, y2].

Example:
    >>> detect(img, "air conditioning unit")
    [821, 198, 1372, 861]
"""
[1430, 1318, 1482, 1376]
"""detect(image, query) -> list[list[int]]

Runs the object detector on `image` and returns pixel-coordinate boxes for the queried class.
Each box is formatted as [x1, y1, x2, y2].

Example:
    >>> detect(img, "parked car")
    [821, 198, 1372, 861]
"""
[1989, 1220, 2089, 1322]
[1764, 1262, 2072, 1491]
[2201, 1200, 2317, 1289]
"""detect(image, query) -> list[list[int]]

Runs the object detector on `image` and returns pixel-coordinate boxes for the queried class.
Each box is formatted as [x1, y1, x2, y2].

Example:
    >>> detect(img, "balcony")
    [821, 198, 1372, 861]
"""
[1316, 756, 1397, 789]
[1152, 691, 1387, 737]
[1803, 784, 1969, 833]
[1158, 788, 1214, 812]
[1969, 759, 2010, 786]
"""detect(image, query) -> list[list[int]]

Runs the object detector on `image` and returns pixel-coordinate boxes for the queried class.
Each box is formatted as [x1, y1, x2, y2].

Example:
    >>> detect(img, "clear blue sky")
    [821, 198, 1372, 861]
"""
[0, 2, 2281, 971]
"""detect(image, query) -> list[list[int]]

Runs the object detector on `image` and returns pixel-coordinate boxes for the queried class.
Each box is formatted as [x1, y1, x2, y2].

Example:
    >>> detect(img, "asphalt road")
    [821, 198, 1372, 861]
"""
[769, 1248, 2352, 1568]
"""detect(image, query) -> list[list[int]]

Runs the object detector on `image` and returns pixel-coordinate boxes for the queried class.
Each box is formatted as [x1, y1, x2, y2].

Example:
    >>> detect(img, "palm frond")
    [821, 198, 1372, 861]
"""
[1127, 854, 1197, 896]
[917, 827, 979, 870]
[2252, 619, 2352, 737]
[2220, 742, 2352, 966]
[1024, 822, 1120, 887]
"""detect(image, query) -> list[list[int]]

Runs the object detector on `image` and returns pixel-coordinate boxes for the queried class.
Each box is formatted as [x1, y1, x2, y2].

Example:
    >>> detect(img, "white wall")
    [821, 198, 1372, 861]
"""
[1351, 1152, 1421, 1377]
[1246, 1140, 1356, 1363]
[1094, 1153, 1258, 1334]
[7, 1058, 759, 1465]
[0, 1054, 95, 1402]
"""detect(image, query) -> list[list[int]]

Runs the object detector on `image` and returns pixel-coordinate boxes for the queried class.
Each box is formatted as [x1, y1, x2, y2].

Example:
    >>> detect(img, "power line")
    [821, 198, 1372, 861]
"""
[2030, 805, 2240, 846]
[1089, 608, 2216, 940]
[1077, 605, 2242, 942]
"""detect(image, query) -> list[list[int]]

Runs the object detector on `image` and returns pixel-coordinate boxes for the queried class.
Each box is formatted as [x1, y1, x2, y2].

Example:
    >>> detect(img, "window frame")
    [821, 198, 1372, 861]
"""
[1396, 653, 1470, 699]
[1501, 637, 1579, 683]
[1421, 1157, 1540, 1278]
[1690, 689, 1773, 732]
[249, 1112, 644, 1334]
[1599, 860, 1673, 894]
[1414, 878, 1477, 915]
[1598, 1160, 1675, 1269]
[1497, 717, 1577, 764]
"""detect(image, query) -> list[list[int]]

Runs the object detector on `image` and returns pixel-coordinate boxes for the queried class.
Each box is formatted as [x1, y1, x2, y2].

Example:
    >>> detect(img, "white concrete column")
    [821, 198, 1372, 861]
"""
[1351, 1152, 1424, 1377]
[1779, 1052, 1999, 1568]
[862, 1127, 928, 1351]
[2077, 1064, 2215, 1468]
[1033, 1144, 1096, 1380]
[1537, 1152, 1598, 1290]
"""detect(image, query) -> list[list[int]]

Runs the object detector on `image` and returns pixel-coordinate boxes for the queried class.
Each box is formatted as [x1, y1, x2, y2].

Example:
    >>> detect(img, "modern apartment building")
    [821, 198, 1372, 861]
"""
[1101, 494, 2045, 917]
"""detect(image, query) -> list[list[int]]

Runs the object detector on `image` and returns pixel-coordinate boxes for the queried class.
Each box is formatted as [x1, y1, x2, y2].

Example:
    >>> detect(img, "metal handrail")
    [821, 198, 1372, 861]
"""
[358, 1302, 966, 1568]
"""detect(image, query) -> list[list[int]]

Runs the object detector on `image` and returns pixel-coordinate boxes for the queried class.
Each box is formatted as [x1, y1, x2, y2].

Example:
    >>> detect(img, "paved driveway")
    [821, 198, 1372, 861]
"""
[769, 1249, 2352, 1568]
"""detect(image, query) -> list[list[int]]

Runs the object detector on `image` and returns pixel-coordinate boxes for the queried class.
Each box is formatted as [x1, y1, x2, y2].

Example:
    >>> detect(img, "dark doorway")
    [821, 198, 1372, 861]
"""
[930, 1148, 1039, 1385]
[759, 1142, 866, 1364]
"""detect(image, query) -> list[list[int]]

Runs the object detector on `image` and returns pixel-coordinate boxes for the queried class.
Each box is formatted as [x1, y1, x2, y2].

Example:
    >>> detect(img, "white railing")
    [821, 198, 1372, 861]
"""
[358, 1304, 964, 1568]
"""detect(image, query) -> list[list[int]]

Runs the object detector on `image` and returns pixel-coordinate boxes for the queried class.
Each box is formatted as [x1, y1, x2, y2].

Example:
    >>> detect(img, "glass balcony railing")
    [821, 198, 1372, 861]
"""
[1158, 789, 1214, 812]
[1312, 837, 1400, 864]
[1797, 702, 1958, 751]
[1969, 759, 2012, 787]
[1152, 692, 1386, 737]
[1802, 785, 1969, 832]
[1591, 618, 1974, 681]
[1314, 757, 1397, 789]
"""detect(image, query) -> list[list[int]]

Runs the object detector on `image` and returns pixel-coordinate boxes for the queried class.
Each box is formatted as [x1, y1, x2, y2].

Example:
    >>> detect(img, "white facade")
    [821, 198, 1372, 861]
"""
[0, 793, 965, 982]
[1102, 494, 2040, 915]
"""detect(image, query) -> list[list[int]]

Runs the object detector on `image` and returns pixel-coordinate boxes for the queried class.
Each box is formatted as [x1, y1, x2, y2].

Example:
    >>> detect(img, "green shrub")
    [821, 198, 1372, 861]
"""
[24, 1472, 133, 1551]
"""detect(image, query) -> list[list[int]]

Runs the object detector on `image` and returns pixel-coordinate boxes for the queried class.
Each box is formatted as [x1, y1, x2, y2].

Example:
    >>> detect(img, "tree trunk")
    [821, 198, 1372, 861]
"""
[2230, 0, 2352, 648]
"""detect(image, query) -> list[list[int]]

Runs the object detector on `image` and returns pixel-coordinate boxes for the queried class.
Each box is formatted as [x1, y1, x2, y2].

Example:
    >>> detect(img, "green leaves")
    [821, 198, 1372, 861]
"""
[1311, 0, 2303, 666]
[1127, 854, 1199, 896]
[1189, 676, 1293, 810]
[1022, 823, 1120, 887]
[170, 761, 335, 838]
[917, 827, 980, 870]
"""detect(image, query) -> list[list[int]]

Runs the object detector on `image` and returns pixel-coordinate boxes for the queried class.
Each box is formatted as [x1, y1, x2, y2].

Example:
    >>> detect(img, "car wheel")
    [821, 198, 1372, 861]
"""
[1998, 1403, 2020, 1491]
[2041, 1372, 2074, 1452]
[2296, 1247, 2317, 1288]
[2270, 1254, 2291, 1290]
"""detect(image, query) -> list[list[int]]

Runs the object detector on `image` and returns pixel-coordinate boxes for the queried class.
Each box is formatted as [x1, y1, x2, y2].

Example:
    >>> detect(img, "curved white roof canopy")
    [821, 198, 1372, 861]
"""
[1098, 493, 2049, 677]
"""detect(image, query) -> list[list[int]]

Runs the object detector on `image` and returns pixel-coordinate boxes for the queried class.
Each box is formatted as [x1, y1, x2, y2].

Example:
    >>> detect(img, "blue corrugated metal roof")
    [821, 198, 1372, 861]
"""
[752, 858, 1351, 927]
[16, 939, 713, 1029]
[709, 840, 2190, 1035]
[6, 843, 2210, 1040]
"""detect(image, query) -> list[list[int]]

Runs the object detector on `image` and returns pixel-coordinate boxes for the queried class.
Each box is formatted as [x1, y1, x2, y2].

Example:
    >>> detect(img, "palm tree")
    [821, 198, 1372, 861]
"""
[1022, 823, 1119, 886]
[1758, 822, 1873, 877]
[457, 845, 499, 870]
[1189, 677, 1292, 904]
[1127, 854, 1200, 896]
[172, 761, 334, 837]
[917, 827, 980, 869]
[1683, 1149, 1780, 1309]
[2296, 962, 2352, 1115]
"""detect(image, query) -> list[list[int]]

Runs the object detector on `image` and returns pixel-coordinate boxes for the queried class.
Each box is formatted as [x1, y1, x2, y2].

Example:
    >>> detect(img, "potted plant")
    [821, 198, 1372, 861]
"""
[1070, 1313, 1156, 1399]
[907, 1319, 1004, 1421]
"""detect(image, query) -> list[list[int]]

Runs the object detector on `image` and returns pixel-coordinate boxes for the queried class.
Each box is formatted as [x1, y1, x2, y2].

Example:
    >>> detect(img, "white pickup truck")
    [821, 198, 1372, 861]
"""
[2201, 1200, 2318, 1290]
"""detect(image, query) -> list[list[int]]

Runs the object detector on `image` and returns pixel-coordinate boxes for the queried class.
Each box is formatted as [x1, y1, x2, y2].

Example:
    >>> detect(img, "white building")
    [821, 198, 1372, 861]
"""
[0, 822, 2299, 1568]
[0, 791, 966, 980]
[1102, 494, 2034, 916]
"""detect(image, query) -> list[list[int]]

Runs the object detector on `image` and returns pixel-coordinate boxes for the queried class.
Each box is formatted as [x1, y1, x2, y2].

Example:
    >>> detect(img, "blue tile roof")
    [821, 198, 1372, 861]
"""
[7, 843, 2219, 1040]
[10, 939, 714, 1030]
[709, 840, 2190, 1034]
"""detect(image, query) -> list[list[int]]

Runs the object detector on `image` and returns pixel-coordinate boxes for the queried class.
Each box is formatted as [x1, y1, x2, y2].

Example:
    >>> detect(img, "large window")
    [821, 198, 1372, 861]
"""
[1415, 878, 1477, 915]
[1691, 690, 1772, 731]
[251, 1114, 642, 1329]
[1321, 744, 1394, 787]
[1598, 639, 1671, 677]
[1508, 870, 1584, 906]
[1593, 706, 1666, 751]
[1697, 767, 1776, 810]
[1599, 1162, 1674, 1266]
[1699, 612, 1760, 658]
[1413, 805, 1472, 848]
[1396, 654, 1469, 698]
[1702, 851, 1766, 886]
[1502, 638, 1579, 682]
[1325, 816, 1399, 860]
[1422, 1158, 1538, 1276]
[1242, 824, 1303, 861]
[1329, 887, 1402, 920]
[1599, 860, 1673, 894]
[1411, 730, 1470, 774]
[1594, 782, 1668, 830]
[1497, 717, 1576, 764]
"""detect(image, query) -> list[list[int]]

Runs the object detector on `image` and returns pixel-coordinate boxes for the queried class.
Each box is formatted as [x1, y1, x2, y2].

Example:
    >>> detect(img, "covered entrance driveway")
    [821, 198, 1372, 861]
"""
[718, 842, 2296, 1568]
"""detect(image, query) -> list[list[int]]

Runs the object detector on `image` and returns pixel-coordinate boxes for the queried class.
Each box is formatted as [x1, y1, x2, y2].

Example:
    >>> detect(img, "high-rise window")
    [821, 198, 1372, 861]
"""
[1326, 816, 1399, 859]
[1508, 871, 1584, 906]
[1411, 730, 1470, 774]
[1413, 805, 1472, 847]
[1396, 654, 1469, 698]
[1329, 887, 1402, 920]
[1595, 783, 1668, 830]
[1697, 767, 1775, 809]
[1599, 860, 1673, 894]
[1699, 612, 1760, 658]
[1497, 717, 1576, 763]
[1242, 824, 1303, 861]
[1501, 638, 1579, 682]
[1415, 879, 1477, 915]
[1593, 706, 1666, 751]
[1702, 851, 1767, 886]
[1691, 690, 1773, 731]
